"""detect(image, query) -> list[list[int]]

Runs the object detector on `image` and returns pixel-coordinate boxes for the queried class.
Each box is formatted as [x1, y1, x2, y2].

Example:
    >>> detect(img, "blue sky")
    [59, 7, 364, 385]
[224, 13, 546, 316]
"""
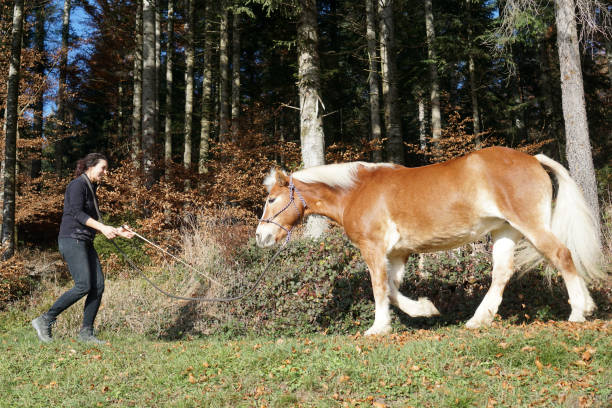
[43, 0, 92, 117]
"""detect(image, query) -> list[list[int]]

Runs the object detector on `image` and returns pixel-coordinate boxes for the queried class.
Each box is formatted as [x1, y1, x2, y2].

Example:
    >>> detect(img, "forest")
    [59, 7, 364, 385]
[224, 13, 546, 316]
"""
[0, 2, 611, 405]
[0, 0, 610, 273]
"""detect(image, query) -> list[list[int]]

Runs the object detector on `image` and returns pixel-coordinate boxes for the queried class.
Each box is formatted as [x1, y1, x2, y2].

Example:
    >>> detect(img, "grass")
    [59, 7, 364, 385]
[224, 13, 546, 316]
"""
[2, 210, 611, 407]
[1, 319, 610, 407]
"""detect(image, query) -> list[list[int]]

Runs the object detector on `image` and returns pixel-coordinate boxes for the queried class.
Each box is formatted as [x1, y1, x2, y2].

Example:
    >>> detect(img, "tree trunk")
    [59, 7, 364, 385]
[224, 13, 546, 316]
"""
[2, 0, 24, 260]
[155, 1, 161, 143]
[468, 53, 481, 145]
[378, 0, 403, 164]
[366, 0, 382, 162]
[298, 0, 327, 238]
[32, 2, 46, 179]
[55, 0, 71, 177]
[418, 93, 427, 150]
[199, 4, 213, 178]
[424, 0, 441, 141]
[554, 0, 601, 234]
[219, 5, 230, 142]
[132, 0, 143, 166]
[183, 0, 195, 189]
[141, 0, 156, 187]
[164, 0, 174, 178]
[231, 12, 241, 143]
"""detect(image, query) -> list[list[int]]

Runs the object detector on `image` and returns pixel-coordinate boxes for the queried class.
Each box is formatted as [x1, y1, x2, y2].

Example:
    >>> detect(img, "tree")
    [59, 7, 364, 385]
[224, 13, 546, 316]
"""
[424, 0, 441, 141]
[55, 0, 71, 176]
[164, 0, 174, 178]
[31, 0, 47, 178]
[183, 0, 195, 188]
[132, 0, 143, 166]
[219, 3, 230, 141]
[366, 0, 382, 162]
[378, 0, 403, 163]
[231, 11, 241, 142]
[298, 0, 327, 237]
[199, 2, 213, 178]
[554, 0, 601, 233]
[141, 0, 156, 187]
[2, 0, 24, 259]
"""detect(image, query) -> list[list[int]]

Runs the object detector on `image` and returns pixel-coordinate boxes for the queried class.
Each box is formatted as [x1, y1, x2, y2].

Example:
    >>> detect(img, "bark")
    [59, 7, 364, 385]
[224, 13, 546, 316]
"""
[183, 0, 195, 189]
[554, 0, 601, 234]
[32, 2, 46, 179]
[468, 53, 481, 145]
[424, 0, 441, 141]
[298, 0, 327, 238]
[219, 5, 230, 141]
[539, 26, 563, 155]
[164, 0, 174, 178]
[366, 0, 382, 162]
[142, 0, 157, 187]
[118, 84, 124, 144]
[417, 93, 427, 150]
[607, 40, 612, 86]
[199, 5, 213, 178]
[155, 1, 161, 141]
[231, 12, 241, 143]
[132, 0, 143, 165]
[2, 0, 24, 259]
[55, 0, 71, 177]
[378, 0, 403, 164]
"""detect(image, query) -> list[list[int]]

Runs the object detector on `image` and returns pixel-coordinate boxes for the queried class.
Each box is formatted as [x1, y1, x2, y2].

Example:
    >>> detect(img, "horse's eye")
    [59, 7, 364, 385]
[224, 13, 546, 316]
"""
[268, 197, 276, 204]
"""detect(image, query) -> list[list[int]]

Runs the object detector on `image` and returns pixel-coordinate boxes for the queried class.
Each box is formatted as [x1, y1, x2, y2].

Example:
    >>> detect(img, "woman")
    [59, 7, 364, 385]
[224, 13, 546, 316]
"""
[32, 153, 134, 344]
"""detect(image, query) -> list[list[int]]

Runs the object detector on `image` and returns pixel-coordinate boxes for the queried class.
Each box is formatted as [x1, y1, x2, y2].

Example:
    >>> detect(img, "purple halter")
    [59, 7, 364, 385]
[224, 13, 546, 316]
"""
[259, 176, 308, 242]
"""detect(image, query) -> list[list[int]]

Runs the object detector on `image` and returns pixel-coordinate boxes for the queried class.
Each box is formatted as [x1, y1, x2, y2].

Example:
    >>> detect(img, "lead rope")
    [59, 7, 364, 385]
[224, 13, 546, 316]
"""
[81, 174, 298, 302]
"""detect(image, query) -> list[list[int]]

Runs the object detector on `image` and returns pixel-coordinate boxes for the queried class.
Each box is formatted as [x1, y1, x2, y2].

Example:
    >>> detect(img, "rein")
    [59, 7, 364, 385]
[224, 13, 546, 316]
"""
[81, 174, 303, 303]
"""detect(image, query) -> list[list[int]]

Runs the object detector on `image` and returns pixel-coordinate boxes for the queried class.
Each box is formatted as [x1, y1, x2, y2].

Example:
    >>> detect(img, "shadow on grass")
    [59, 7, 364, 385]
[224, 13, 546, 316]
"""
[152, 263, 611, 340]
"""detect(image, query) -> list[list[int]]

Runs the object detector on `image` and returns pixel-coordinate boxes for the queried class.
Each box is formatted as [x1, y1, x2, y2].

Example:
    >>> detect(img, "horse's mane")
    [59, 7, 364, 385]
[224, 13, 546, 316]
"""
[293, 162, 392, 190]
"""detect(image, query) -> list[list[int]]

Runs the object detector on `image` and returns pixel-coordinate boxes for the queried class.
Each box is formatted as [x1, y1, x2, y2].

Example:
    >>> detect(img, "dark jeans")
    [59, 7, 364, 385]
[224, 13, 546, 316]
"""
[47, 238, 104, 328]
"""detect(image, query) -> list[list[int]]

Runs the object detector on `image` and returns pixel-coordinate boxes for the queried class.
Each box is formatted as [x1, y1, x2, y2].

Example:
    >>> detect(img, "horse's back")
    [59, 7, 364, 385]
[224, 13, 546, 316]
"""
[344, 147, 552, 252]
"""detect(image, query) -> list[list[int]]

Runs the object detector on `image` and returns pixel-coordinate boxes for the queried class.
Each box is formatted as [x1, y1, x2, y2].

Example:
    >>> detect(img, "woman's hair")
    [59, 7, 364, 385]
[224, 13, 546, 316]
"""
[74, 153, 108, 177]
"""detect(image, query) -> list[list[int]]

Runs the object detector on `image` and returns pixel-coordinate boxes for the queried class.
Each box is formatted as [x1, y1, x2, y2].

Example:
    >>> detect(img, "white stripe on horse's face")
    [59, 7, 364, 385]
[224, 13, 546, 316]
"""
[255, 222, 278, 248]
[256, 194, 286, 248]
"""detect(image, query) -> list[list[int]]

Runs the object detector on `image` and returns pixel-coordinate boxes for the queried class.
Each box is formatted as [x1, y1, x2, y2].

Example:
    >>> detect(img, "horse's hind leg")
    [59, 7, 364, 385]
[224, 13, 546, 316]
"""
[387, 256, 439, 318]
[466, 225, 521, 329]
[520, 229, 593, 322]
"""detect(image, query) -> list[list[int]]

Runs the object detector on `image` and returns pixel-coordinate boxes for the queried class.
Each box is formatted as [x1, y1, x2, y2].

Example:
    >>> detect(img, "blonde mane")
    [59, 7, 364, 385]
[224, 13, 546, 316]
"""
[293, 162, 391, 190]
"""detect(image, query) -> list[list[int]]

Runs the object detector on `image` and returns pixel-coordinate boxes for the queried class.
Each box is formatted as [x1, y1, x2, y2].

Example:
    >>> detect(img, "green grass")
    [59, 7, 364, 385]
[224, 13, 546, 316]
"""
[1, 320, 610, 407]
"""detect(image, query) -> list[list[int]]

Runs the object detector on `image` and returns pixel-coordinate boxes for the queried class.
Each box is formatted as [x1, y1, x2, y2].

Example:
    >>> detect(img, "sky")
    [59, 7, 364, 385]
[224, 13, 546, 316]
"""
[42, 0, 92, 117]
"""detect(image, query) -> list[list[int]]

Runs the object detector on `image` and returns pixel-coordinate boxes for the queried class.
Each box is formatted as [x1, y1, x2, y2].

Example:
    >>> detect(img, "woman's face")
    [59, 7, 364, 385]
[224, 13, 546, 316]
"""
[86, 160, 108, 182]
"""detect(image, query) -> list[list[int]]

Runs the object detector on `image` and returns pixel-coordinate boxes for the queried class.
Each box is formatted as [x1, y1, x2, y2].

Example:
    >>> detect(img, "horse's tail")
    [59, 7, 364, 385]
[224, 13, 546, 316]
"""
[514, 154, 605, 283]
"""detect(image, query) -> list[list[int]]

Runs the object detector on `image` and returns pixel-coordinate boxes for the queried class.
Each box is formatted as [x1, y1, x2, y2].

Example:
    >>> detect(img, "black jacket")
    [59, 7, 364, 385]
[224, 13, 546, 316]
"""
[58, 175, 99, 241]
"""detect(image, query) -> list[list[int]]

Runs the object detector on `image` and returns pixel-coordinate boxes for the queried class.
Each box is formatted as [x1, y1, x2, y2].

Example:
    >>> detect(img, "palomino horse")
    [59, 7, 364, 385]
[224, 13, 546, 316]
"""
[256, 147, 604, 335]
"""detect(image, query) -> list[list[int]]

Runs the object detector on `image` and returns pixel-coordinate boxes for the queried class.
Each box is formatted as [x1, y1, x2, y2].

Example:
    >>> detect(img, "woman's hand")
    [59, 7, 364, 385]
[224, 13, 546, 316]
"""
[100, 224, 118, 240]
[116, 225, 135, 239]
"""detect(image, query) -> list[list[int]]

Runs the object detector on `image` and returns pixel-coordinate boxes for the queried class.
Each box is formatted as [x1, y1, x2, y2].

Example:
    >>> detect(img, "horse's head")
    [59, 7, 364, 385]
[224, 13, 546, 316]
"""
[255, 168, 306, 247]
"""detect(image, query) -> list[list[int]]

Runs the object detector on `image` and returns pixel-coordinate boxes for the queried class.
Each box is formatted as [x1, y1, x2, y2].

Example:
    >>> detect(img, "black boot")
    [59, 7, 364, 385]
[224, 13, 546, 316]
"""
[78, 326, 105, 344]
[31, 314, 54, 343]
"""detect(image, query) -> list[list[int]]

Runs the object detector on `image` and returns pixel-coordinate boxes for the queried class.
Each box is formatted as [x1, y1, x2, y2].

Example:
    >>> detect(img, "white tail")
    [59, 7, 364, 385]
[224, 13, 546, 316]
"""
[515, 154, 605, 282]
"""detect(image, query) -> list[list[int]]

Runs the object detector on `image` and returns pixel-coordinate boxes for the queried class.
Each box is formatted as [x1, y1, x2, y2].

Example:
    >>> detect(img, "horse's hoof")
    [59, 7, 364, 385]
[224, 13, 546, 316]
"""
[584, 297, 596, 316]
[417, 297, 440, 317]
[364, 325, 392, 336]
[465, 318, 487, 329]
[568, 312, 586, 322]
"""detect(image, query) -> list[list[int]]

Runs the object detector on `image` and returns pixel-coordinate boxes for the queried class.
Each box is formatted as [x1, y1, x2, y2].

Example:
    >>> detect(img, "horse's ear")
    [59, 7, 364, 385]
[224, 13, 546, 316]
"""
[263, 168, 288, 192]
[275, 168, 289, 187]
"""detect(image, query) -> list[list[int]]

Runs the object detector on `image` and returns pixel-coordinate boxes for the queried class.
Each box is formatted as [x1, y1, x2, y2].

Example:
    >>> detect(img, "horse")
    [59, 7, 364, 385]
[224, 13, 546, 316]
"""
[255, 146, 604, 335]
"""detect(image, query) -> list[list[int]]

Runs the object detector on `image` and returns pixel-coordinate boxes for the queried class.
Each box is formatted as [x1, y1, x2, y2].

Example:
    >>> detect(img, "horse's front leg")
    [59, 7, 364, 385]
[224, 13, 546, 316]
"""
[387, 256, 440, 318]
[360, 246, 393, 336]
